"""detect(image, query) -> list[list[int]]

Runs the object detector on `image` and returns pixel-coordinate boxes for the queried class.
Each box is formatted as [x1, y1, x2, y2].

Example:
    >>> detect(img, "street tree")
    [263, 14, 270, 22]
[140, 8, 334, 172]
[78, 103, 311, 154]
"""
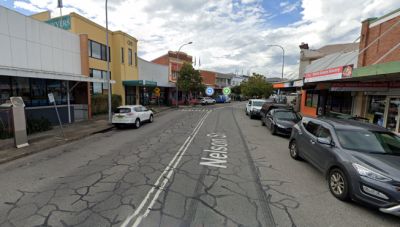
[177, 63, 204, 103]
[241, 73, 273, 98]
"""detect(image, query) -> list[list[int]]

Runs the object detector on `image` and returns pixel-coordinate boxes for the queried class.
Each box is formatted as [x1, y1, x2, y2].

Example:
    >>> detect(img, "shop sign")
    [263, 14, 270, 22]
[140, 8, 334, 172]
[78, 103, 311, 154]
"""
[330, 82, 389, 91]
[293, 80, 304, 87]
[273, 83, 284, 88]
[304, 65, 353, 83]
[205, 87, 214, 96]
[45, 16, 71, 30]
[223, 87, 231, 95]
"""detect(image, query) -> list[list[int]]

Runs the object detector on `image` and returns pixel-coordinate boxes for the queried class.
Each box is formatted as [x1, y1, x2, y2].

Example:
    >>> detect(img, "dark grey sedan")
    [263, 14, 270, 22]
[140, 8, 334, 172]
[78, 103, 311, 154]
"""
[261, 109, 301, 136]
[289, 117, 400, 216]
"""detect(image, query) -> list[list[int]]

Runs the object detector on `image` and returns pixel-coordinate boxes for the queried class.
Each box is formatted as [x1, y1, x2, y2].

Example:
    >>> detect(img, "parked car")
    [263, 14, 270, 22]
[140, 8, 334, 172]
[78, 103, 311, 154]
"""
[245, 99, 271, 119]
[261, 109, 301, 136]
[200, 97, 216, 105]
[215, 95, 227, 103]
[112, 105, 153, 129]
[225, 96, 231, 103]
[260, 102, 291, 119]
[289, 117, 400, 216]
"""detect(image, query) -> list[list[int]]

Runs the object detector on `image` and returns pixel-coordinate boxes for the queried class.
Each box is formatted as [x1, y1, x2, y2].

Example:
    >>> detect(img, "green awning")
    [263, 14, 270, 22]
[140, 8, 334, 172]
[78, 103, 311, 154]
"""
[352, 61, 400, 78]
[123, 80, 157, 87]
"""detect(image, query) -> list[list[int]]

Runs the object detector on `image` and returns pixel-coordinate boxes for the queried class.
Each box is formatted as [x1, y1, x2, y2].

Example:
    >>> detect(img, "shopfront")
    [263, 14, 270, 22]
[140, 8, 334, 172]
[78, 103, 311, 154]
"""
[123, 80, 158, 106]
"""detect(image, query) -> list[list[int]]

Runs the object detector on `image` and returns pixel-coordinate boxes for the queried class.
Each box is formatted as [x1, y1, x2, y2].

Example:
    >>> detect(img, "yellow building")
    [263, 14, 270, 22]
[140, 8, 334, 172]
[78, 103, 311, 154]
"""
[32, 11, 140, 105]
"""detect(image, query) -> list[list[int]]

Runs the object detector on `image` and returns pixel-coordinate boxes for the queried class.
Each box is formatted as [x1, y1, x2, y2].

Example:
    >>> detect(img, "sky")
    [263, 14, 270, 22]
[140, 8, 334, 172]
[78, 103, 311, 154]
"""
[1, 0, 400, 79]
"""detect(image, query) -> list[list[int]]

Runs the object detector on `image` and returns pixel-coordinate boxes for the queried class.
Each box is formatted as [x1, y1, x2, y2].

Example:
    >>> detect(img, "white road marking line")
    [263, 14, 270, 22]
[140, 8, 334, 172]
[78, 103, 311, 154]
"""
[121, 111, 211, 227]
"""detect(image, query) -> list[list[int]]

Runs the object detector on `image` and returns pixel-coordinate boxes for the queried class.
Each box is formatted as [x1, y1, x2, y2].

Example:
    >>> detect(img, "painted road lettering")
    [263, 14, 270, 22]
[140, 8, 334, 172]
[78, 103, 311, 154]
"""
[200, 133, 228, 168]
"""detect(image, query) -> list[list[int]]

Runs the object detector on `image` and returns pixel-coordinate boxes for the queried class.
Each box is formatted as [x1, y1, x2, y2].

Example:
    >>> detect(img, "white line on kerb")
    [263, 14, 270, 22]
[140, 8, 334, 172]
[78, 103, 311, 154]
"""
[121, 110, 211, 227]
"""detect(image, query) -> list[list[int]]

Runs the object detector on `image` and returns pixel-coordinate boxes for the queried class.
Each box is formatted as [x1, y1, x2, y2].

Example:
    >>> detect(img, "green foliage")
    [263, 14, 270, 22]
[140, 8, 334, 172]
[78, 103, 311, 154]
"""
[177, 63, 204, 93]
[241, 73, 273, 98]
[91, 94, 122, 115]
[231, 85, 241, 94]
[27, 117, 52, 135]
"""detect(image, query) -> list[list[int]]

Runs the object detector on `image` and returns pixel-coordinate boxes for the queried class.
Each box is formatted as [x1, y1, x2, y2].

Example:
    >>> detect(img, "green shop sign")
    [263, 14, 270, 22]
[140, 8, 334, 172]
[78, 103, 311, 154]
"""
[46, 16, 71, 30]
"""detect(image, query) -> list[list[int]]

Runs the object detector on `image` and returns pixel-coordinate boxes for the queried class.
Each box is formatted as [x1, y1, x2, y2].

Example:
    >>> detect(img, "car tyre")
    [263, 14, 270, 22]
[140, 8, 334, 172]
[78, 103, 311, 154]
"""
[271, 125, 277, 135]
[115, 124, 123, 129]
[250, 114, 254, 119]
[149, 115, 154, 123]
[328, 168, 350, 201]
[134, 119, 141, 129]
[289, 140, 301, 160]
[245, 111, 248, 116]
[261, 117, 265, 126]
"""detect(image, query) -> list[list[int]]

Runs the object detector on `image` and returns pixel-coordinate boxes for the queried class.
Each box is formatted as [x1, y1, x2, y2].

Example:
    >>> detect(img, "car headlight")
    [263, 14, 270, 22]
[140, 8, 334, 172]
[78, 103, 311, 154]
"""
[352, 163, 392, 182]
[276, 123, 286, 128]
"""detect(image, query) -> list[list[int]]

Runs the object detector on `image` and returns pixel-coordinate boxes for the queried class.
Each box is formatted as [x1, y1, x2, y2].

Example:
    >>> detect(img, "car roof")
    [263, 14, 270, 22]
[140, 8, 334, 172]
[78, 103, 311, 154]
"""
[305, 117, 388, 132]
[249, 99, 267, 102]
[118, 105, 142, 108]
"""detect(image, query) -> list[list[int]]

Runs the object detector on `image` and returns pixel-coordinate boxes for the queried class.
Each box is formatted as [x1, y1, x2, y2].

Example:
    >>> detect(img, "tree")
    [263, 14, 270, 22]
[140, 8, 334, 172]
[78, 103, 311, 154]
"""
[177, 63, 204, 103]
[241, 73, 273, 98]
[231, 85, 241, 95]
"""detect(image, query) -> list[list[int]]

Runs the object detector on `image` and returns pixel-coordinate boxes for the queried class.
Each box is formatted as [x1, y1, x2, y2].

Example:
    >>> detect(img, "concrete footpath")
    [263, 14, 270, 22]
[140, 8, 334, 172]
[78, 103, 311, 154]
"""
[0, 106, 172, 164]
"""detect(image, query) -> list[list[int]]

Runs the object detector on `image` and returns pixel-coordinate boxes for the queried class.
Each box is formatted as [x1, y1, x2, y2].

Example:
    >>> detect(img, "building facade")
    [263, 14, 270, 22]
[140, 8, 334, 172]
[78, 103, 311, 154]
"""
[137, 57, 172, 105]
[0, 6, 107, 126]
[32, 11, 139, 105]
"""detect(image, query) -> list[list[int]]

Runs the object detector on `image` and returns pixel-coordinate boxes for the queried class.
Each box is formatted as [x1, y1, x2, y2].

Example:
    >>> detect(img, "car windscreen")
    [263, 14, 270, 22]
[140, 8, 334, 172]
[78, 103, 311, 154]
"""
[336, 129, 400, 155]
[253, 101, 265, 107]
[274, 111, 299, 121]
[114, 108, 131, 113]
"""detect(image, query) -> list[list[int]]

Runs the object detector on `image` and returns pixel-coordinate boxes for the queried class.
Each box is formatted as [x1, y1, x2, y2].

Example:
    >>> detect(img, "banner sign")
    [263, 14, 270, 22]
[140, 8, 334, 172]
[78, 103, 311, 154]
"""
[46, 16, 71, 30]
[305, 65, 353, 83]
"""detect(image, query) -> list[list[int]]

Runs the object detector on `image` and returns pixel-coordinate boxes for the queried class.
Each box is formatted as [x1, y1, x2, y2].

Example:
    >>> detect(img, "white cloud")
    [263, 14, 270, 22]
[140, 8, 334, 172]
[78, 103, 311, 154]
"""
[280, 1, 300, 14]
[11, 0, 400, 78]
[13, 1, 44, 12]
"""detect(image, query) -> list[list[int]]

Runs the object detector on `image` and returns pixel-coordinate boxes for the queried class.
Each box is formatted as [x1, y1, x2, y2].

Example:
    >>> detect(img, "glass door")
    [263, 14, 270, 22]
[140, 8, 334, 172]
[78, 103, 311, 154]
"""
[385, 97, 400, 133]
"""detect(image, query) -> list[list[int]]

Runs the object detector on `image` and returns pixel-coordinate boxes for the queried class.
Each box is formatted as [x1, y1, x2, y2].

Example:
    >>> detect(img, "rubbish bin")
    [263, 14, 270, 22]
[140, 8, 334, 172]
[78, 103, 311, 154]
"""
[10, 97, 29, 148]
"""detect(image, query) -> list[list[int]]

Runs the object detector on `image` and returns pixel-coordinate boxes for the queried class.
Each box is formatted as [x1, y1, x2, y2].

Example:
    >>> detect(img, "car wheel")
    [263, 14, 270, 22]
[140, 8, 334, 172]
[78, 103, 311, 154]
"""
[134, 119, 141, 129]
[271, 125, 277, 135]
[115, 124, 123, 129]
[149, 115, 154, 123]
[250, 114, 254, 119]
[261, 117, 265, 126]
[289, 140, 301, 160]
[245, 111, 248, 115]
[328, 168, 350, 201]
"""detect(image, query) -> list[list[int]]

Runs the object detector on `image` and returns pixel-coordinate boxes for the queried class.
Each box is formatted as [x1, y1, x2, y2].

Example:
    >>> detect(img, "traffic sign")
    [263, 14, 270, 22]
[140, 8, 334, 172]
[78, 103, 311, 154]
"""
[223, 87, 231, 95]
[154, 87, 160, 93]
[205, 87, 214, 96]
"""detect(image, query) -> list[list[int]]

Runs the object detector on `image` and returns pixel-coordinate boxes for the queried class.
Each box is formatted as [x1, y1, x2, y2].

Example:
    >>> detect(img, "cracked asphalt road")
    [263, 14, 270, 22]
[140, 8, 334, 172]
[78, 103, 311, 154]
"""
[0, 102, 399, 227]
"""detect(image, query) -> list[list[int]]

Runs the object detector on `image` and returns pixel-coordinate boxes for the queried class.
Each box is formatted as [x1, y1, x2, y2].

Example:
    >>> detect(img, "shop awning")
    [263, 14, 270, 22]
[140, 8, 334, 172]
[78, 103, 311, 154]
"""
[123, 80, 157, 87]
[352, 61, 400, 78]
[0, 66, 115, 83]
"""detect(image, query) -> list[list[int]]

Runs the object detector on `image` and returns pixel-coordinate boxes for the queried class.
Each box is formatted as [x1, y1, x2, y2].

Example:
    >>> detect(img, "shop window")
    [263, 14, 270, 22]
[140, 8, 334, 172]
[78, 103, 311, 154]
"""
[11, 78, 31, 106]
[366, 95, 385, 126]
[305, 90, 318, 108]
[47, 80, 66, 105]
[327, 92, 352, 115]
[31, 79, 47, 106]
[0, 77, 11, 105]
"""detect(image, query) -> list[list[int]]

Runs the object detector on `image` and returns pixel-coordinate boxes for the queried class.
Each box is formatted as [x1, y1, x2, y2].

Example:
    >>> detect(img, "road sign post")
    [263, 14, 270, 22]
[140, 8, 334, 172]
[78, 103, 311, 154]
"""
[48, 93, 65, 139]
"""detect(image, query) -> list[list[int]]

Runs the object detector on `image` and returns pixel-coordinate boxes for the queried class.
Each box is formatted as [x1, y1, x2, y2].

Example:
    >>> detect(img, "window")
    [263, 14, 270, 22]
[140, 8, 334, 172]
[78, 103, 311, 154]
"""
[316, 126, 331, 140]
[89, 69, 111, 95]
[305, 90, 318, 108]
[31, 79, 47, 106]
[135, 52, 138, 67]
[134, 107, 141, 112]
[121, 47, 124, 63]
[12, 78, 31, 106]
[305, 121, 319, 136]
[326, 92, 352, 114]
[88, 40, 111, 61]
[0, 77, 11, 105]
[47, 80, 66, 105]
[128, 48, 132, 65]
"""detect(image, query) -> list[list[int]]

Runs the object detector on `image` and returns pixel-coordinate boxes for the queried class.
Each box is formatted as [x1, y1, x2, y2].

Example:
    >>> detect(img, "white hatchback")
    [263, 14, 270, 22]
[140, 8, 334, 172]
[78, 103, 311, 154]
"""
[112, 105, 154, 129]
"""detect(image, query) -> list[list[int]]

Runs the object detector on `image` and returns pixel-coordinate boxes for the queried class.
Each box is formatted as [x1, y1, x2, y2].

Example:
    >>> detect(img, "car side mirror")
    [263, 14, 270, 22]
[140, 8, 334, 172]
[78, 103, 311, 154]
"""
[317, 137, 334, 147]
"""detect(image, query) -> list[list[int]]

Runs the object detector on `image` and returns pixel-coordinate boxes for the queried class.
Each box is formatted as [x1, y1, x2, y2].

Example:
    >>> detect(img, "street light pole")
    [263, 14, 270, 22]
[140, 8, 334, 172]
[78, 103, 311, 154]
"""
[105, 0, 111, 123]
[175, 41, 193, 108]
[266, 45, 285, 79]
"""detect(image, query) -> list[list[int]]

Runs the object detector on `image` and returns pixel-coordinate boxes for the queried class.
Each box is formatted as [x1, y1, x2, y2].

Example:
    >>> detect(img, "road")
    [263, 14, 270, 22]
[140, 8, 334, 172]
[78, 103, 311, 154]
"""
[0, 102, 399, 227]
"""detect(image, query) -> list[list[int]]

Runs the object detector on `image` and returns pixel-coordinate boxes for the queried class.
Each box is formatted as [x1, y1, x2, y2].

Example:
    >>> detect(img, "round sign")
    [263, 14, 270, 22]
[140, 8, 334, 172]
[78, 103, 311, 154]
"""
[154, 87, 160, 93]
[205, 87, 214, 96]
[223, 87, 231, 95]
